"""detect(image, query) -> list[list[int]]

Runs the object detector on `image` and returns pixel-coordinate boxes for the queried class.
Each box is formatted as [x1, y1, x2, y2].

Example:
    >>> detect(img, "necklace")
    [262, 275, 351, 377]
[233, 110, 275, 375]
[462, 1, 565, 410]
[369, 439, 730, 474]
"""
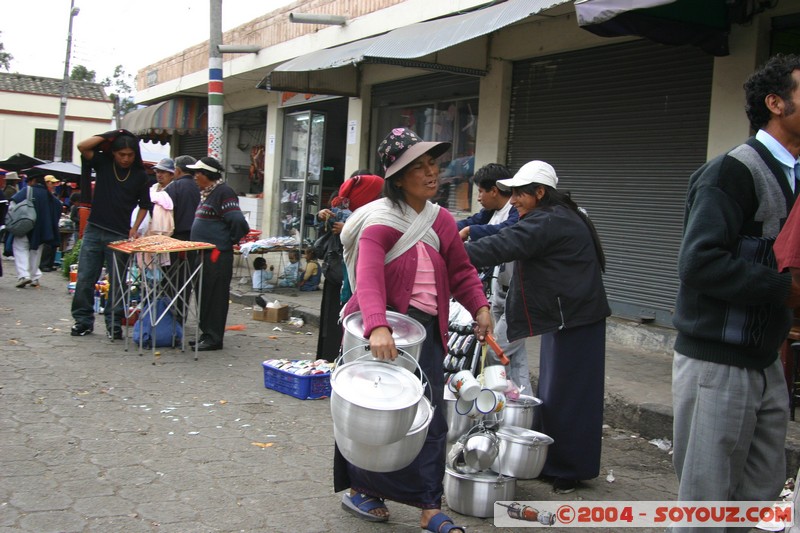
[113, 164, 131, 182]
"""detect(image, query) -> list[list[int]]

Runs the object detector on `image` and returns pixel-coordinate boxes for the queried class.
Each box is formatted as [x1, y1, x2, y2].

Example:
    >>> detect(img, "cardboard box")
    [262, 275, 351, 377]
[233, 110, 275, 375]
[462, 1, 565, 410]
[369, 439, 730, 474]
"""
[253, 304, 289, 323]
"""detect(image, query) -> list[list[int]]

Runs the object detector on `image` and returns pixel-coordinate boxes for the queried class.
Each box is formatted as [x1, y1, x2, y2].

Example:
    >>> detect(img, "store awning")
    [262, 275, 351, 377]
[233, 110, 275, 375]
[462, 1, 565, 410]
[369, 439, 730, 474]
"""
[262, 0, 571, 96]
[122, 97, 208, 141]
[574, 0, 732, 56]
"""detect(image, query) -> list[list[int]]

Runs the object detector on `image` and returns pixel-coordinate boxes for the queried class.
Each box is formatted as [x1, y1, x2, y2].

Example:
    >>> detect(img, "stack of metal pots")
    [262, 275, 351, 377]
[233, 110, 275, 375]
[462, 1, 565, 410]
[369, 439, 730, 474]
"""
[332, 313, 432, 473]
[444, 393, 553, 518]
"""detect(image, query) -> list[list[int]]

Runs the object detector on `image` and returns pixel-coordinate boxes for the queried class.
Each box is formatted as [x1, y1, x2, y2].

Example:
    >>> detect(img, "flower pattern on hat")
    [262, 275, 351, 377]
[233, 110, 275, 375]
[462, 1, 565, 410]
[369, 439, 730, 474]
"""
[377, 128, 422, 173]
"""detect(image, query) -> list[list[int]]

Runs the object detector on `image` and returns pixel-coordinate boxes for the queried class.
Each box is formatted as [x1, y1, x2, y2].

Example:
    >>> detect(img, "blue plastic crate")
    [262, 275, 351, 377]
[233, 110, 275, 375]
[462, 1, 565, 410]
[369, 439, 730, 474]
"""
[262, 361, 331, 400]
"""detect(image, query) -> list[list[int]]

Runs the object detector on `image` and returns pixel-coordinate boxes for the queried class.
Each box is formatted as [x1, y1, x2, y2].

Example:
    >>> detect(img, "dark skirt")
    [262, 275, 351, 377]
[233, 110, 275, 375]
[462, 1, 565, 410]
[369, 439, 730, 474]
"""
[316, 279, 343, 362]
[333, 318, 447, 509]
[534, 319, 605, 481]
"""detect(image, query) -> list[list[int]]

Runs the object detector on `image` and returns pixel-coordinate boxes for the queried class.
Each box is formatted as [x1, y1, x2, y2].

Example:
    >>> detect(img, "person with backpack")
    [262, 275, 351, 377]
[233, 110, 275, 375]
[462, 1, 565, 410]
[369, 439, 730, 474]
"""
[7, 174, 61, 288]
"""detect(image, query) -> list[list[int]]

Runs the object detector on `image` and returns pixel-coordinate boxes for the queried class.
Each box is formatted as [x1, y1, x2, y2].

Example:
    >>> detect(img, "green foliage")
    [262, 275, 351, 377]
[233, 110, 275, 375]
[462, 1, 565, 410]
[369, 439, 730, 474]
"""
[71, 65, 96, 82]
[102, 64, 136, 126]
[62, 238, 81, 278]
[0, 32, 13, 71]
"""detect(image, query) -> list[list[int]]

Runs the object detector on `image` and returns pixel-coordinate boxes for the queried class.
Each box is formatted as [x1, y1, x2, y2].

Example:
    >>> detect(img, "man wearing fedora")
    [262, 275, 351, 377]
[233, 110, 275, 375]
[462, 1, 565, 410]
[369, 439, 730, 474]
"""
[39, 175, 64, 272]
[3, 171, 20, 200]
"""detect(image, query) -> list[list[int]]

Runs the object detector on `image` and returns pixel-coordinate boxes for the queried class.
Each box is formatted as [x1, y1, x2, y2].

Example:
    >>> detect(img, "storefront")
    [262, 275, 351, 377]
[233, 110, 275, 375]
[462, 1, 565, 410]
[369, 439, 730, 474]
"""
[506, 39, 713, 326]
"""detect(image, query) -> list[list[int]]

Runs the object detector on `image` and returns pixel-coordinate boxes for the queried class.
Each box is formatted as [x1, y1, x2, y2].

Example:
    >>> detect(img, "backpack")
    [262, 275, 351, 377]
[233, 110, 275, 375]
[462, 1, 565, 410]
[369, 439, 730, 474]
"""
[132, 297, 183, 348]
[5, 186, 37, 237]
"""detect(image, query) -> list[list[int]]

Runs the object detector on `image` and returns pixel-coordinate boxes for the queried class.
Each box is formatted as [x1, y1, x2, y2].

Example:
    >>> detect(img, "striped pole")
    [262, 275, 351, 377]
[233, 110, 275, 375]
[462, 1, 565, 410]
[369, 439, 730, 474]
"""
[208, 0, 223, 162]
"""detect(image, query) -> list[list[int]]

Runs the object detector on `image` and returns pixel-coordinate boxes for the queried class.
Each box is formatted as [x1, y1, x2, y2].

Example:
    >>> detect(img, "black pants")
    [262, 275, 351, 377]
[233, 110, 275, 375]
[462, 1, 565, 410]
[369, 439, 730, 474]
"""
[316, 279, 343, 362]
[197, 249, 233, 346]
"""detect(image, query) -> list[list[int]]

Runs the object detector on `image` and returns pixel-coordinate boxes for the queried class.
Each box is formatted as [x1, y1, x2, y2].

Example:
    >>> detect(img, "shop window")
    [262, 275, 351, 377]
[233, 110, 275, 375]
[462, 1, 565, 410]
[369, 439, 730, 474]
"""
[34, 129, 73, 162]
[377, 98, 478, 213]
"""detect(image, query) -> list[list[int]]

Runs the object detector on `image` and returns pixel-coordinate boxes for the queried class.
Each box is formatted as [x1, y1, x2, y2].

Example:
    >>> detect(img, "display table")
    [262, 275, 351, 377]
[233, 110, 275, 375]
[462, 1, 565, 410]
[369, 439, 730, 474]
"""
[234, 240, 299, 282]
[108, 235, 216, 360]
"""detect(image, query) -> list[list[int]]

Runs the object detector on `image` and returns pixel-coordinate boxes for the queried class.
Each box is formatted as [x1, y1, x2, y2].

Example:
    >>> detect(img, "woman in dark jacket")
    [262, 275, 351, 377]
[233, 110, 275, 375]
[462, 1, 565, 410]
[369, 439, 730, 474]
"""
[465, 160, 610, 494]
[8, 175, 62, 288]
[188, 157, 250, 351]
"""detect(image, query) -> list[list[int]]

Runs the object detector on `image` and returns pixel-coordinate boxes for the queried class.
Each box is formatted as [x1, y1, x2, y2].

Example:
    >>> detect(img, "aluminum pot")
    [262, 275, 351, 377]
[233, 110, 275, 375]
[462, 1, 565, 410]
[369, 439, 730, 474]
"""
[330, 357, 423, 445]
[341, 311, 426, 370]
[499, 395, 542, 430]
[445, 395, 480, 443]
[490, 426, 554, 479]
[443, 466, 516, 518]
[334, 396, 433, 472]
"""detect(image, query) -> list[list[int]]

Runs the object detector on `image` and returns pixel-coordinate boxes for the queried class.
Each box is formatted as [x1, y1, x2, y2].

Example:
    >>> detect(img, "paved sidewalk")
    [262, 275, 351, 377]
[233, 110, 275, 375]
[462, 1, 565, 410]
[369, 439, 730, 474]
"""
[0, 266, 790, 532]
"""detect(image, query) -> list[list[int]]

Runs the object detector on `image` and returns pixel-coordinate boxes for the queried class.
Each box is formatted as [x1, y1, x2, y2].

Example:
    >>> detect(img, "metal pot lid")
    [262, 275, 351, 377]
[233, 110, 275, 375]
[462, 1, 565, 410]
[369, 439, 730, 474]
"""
[343, 310, 427, 346]
[332, 360, 422, 410]
[496, 426, 554, 445]
[445, 465, 513, 483]
[507, 395, 543, 408]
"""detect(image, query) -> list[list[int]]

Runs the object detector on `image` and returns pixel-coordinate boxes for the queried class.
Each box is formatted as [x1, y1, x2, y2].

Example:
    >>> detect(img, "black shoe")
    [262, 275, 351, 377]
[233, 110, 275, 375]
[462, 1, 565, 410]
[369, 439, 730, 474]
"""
[255, 295, 267, 308]
[71, 323, 93, 336]
[553, 478, 578, 494]
[195, 340, 223, 351]
[106, 328, 123, 340]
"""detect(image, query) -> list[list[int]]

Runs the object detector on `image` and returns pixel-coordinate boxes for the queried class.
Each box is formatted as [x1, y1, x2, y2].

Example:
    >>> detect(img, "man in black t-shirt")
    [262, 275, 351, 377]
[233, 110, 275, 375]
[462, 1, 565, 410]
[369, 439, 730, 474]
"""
[70, 129, 152, 339]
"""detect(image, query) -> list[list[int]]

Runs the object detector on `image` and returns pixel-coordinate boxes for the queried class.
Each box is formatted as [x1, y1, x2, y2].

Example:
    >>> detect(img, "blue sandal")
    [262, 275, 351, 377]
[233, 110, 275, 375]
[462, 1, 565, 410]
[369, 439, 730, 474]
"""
[341, 492, 389, 522]
[423, 512, 466, 533]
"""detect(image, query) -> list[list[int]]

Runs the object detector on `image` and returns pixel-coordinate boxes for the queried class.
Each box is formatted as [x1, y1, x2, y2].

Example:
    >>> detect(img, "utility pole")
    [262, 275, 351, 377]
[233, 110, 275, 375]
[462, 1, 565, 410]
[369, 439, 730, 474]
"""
[208, 0, 223, 162]
[54, 0, 80, 162]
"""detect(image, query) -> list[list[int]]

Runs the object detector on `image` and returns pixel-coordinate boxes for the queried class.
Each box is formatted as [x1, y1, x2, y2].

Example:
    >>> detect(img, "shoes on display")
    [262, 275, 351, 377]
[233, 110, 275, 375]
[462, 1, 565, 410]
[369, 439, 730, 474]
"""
[70, 323, 93, 336]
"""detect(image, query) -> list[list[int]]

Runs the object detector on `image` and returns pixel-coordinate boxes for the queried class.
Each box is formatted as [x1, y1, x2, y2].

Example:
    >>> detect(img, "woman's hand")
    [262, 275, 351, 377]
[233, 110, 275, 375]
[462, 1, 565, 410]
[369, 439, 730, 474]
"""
[332, 221, 344, 235]
[369, 326, 397, 361]
[318, 209, 333, 221]
[473, 306, 493, 343]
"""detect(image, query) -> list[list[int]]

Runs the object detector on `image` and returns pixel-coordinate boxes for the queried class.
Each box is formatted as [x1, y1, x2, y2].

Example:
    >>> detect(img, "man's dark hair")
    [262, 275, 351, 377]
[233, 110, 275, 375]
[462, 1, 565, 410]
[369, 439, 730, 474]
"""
[744, 53, 800, 130]
[472, 163, 512, 197]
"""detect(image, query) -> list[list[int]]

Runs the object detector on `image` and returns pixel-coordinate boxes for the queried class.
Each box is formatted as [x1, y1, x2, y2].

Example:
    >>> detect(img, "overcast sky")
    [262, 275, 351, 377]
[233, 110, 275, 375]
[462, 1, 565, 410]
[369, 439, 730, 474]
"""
[3, 0, 293, 84]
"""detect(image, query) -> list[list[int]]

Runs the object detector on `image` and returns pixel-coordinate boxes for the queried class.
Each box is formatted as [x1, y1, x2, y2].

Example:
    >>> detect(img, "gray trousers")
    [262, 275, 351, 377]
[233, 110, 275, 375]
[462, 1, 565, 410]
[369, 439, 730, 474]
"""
[488, 287, 531, 395]
[670, 352, 788, 533]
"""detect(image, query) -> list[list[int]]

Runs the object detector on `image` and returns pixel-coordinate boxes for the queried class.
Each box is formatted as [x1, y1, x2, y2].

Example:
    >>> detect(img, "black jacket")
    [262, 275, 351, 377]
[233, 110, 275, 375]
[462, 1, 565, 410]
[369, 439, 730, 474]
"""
[466, 204, 610, 341]
[167, 174, 201, 239]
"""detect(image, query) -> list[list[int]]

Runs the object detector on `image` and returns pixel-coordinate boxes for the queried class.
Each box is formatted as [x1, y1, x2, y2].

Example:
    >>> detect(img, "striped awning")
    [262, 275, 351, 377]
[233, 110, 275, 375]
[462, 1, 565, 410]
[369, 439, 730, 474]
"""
[122, 97, 207, 141]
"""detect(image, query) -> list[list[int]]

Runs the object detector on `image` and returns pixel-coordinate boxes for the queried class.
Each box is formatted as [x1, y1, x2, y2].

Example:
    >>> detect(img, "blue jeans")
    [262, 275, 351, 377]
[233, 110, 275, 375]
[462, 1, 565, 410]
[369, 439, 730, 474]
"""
[70, 223, 127, 330]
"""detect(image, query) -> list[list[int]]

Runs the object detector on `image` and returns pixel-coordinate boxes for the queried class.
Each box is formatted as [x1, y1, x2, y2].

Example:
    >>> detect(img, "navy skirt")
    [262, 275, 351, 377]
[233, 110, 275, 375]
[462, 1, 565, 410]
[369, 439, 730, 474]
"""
[534, 319, 606, 481]
[333, 318, 447, 509]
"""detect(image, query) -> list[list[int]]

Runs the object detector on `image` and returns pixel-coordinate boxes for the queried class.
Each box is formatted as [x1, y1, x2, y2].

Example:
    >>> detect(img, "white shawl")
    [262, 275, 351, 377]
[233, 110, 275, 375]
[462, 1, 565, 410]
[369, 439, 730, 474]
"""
[341, 198, 440, 290]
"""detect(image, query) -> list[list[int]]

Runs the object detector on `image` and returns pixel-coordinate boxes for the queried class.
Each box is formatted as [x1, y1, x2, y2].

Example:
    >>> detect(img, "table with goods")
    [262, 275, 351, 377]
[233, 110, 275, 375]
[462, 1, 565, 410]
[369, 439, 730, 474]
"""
[107, 235, 216, 360]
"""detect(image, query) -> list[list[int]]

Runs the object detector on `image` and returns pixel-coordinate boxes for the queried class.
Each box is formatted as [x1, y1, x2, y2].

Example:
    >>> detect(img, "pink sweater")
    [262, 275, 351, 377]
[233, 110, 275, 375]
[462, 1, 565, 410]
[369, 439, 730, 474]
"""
[342, 208, 488, 351]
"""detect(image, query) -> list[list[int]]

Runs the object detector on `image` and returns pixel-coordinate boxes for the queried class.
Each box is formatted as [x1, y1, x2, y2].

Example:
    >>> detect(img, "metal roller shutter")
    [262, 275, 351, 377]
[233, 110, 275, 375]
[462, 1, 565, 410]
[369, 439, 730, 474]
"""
[178, 134, 209, 162]
[507, 40, 713, 326]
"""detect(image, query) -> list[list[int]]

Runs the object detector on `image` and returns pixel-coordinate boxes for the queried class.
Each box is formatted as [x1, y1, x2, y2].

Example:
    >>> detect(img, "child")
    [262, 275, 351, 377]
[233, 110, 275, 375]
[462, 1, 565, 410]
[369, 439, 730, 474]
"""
[277, 249, 301, 287]
[252, 256, 274, 291]
[297, 248, 321, 291]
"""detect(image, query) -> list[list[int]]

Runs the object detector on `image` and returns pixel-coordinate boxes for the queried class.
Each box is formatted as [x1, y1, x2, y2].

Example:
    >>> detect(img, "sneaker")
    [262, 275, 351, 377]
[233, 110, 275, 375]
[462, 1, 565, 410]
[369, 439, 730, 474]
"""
[553, 478, 578, 494]
[71, 323, 93, 337]
[16, 277, 31, 288]
[30, 279, 40, 287]
[106, 328, 123, 340]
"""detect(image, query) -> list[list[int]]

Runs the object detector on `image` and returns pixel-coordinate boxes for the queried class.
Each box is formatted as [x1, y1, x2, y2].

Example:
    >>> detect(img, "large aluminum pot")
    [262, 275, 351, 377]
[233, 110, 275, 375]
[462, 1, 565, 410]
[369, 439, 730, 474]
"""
[342, 311, 426, 371]
[490, 426, 554, 479]
[444, 466, 516, 518]
[330, 357, 422, 445]
[334, 396, 433, 472]
[499, 395, 542, 430]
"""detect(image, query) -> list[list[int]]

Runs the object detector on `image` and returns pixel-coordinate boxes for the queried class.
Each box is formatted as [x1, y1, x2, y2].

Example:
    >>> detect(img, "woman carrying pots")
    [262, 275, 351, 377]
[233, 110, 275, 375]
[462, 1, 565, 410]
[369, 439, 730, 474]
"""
[337, 128, 492, 533]
[465, 160, 610, 494]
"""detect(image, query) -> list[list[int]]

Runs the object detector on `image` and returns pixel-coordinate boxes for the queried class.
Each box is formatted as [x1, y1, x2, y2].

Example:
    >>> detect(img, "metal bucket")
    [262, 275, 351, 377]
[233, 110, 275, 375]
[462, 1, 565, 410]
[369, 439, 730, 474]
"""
[341, 311, 426, 368]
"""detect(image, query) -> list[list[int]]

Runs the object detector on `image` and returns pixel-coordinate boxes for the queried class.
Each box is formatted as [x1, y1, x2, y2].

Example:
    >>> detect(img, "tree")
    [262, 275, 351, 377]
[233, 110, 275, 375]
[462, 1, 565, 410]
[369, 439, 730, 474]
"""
[70, 65, 96, 82]
[0, 31, 13, 71]
[102, 65, 136, 128]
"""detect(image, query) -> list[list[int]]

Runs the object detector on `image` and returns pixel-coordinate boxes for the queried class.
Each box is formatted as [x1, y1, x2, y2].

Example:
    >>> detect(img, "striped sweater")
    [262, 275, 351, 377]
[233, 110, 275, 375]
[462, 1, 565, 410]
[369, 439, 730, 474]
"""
[189, 183, 249, 251]
[673, 137, 795, 368]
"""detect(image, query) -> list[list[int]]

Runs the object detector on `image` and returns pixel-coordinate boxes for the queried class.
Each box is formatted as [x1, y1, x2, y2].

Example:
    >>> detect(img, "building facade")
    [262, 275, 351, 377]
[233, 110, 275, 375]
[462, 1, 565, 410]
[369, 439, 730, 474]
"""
[131, 0, 800, 327]
[0, 73, 112, 162]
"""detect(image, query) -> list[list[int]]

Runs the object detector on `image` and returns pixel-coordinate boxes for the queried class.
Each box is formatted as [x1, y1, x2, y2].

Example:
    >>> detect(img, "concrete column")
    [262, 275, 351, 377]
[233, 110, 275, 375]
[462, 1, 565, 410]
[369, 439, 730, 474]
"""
[261, 92, 283, 237]
[344, 92, 373, 178]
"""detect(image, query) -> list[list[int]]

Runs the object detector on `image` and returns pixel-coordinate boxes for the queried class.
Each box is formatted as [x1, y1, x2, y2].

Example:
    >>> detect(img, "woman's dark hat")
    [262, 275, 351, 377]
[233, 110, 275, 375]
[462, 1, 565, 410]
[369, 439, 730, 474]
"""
[377, 128, 451, 179]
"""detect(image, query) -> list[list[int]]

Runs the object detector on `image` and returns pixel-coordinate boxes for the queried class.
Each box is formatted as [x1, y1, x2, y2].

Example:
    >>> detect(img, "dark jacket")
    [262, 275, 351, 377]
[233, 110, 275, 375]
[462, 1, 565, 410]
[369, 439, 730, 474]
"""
[190, 183, 249, 251]
[166, 174, 201, 240]
[673, 137, 794, 369]
[457, 205, 519, 240]
[10, 184, 61, 250]
[466, 204, 610, 341]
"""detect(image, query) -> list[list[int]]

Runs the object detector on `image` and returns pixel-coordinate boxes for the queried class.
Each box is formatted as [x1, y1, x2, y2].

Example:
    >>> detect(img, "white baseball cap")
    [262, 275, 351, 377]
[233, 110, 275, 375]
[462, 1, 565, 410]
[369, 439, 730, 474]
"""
[497, 161, 558, 190]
